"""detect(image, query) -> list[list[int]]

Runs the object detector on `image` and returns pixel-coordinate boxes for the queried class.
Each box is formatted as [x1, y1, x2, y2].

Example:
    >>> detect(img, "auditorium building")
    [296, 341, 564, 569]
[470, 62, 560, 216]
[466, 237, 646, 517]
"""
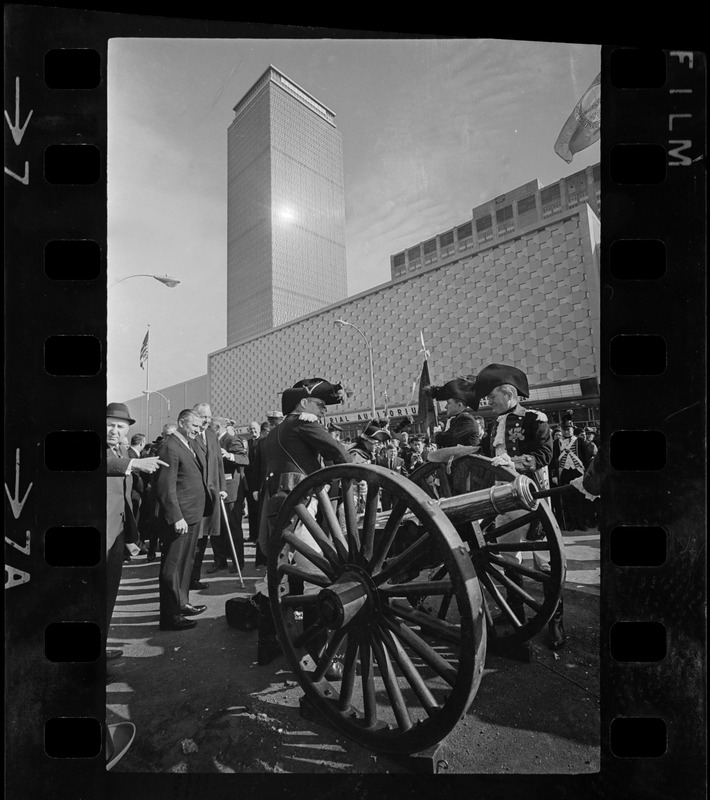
[124, 66, 600, 440]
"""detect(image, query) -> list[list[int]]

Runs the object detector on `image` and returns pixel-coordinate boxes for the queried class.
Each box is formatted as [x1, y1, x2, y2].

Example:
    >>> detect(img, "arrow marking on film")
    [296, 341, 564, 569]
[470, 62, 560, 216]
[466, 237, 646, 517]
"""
[4, 449, 33, 519]
[4, 77, 34, 146]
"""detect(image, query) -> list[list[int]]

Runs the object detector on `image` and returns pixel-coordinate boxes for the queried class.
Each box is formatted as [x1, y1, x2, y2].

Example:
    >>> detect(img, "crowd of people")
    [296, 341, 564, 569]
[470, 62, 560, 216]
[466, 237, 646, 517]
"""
[105, 366, 601, 668]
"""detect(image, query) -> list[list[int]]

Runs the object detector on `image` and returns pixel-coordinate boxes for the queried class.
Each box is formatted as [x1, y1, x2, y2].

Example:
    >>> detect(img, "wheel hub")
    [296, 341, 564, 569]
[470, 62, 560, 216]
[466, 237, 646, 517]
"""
[317, 566, 379, 629]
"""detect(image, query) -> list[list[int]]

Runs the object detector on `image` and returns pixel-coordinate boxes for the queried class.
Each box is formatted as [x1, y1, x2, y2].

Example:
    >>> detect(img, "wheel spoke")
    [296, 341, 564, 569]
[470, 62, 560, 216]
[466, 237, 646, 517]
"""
[381, 613, 457, 687]
[369, 497, 409, 573]
[387, 600, 461, 645]
[477, 570, 524, 629]
[486, 552, 553, 584]
[482, 562, 542, 611]
[371, 630, 412, 731]
[483, 511, 538, 541]
[315, 487, 350, 563]
[436, 466, 453, 498]
[280, 593, 321, 608]
[340, 480, 362, 562]
[361, 488, 380, 561]
[282, 531, 336, 580]
[293, 504, 341, 568]
[437, 593, 453, 621]
[277, 562, 332, 589]
[359, 631, 378, 727]
[379, 580, 454, 598]
[373, 534, 431, 586]
[380, 624, 440, 716]
[337, 634, 360, 711]
[313, 628, 348, 682]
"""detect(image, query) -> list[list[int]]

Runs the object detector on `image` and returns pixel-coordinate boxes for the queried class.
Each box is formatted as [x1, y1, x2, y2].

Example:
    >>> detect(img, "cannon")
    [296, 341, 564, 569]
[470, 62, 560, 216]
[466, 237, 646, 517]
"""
[266, 452, 565, 755]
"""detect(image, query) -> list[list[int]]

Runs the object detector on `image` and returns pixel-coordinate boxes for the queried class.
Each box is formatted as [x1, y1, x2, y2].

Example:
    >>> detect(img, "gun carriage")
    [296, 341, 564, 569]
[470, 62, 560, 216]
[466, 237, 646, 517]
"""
[266, 451, 565, 755]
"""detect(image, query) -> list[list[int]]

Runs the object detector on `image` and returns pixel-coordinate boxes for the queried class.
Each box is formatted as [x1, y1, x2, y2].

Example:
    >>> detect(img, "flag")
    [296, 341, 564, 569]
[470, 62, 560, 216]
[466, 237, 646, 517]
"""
[416, 358, 438, 437]
[554, 72, 601, 164]
[139, 330, 149, 370]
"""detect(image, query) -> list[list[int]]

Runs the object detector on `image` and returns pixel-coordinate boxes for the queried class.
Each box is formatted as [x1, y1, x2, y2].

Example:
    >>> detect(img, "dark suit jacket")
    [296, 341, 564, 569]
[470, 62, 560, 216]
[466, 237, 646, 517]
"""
[376, 453, 408, 476]
[435, 412, 480, 448]
[155, 434, 211, 526]
[219, 431, 249, 503]
[106, 445, 139, 552]
[192, 428, 226, 536]
[244, 437, 259, 492]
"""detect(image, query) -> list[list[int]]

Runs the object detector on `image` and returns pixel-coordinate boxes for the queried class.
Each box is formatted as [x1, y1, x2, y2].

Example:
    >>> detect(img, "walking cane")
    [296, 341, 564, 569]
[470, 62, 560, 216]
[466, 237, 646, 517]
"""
[220, 496, 245, 588]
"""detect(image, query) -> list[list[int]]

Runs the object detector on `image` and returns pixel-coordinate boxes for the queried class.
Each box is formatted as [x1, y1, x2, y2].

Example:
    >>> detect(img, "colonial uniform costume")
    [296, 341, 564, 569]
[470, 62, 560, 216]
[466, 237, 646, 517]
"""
[472, 364, 564, 650]
[255, 378, 352, 666]
[425, 378, 480, 448]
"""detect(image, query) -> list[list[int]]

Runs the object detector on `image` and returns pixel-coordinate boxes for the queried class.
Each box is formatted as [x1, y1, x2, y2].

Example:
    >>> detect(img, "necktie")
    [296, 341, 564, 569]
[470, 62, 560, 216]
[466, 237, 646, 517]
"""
[112, 445, 121, 457]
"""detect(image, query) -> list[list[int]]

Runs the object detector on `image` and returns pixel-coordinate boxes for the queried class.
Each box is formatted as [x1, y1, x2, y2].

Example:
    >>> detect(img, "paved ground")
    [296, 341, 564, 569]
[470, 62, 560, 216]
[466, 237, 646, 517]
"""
[107, 521, 600, 774]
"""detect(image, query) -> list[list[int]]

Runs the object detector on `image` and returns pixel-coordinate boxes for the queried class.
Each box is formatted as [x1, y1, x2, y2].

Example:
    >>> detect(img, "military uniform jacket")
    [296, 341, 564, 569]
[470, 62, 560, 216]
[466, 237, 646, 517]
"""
[263, 413, 351, 492]
[435, 411, 480, 448]
[484, 404, 553, 473]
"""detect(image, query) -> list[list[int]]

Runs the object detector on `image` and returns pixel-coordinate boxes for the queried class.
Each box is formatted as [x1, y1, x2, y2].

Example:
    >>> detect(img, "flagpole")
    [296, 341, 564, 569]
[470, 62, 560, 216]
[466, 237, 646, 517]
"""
[419, 330, 438, 429]
[144, 324, 150, 437]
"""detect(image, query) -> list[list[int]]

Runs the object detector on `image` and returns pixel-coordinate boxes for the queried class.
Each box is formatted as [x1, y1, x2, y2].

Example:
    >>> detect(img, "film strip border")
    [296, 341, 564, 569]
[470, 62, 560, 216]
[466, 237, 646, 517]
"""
[3, 11, 707, 797]
[600, 44, 706, 792]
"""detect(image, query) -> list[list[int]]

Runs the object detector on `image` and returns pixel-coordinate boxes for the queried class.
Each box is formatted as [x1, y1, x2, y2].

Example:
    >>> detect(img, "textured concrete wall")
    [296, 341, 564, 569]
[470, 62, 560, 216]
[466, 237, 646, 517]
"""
[210, 207, 599, 425]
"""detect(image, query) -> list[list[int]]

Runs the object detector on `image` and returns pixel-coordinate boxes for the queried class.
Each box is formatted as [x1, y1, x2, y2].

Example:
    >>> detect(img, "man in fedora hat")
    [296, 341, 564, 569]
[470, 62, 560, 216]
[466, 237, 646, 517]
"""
[106, 402, 168, 658]
[426, 377, 480, 448]
[255, 378, 351, 668]
[472, 363, 565, 651]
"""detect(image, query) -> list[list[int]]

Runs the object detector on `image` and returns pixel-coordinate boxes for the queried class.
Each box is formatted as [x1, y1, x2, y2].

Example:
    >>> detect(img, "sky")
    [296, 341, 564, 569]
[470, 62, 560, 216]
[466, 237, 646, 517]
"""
[108, 37, 600, 402]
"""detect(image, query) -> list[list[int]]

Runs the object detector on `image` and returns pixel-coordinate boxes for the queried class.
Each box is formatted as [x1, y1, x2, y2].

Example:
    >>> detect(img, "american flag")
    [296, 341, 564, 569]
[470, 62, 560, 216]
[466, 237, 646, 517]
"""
[139, 330, 149, 369]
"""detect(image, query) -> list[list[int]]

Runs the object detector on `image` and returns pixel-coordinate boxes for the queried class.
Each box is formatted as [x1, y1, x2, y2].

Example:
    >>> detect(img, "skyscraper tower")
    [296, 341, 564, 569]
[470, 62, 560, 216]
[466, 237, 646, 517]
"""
[226, 65, 348, 344]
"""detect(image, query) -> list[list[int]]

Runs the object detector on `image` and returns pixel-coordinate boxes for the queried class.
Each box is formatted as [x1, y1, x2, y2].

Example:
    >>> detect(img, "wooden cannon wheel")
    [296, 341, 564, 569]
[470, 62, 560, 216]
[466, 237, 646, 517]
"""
[408, 454, 566, 649]
[266, 463, 487, 755]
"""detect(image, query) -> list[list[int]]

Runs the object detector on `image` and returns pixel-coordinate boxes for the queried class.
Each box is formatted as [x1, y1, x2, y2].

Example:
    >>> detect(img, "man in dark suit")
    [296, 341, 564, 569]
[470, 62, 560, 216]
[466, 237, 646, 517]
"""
[106, 403, 167, 655]
[189, 403, 227, 589]
[376, 438, 409, 510]
[243, 421, 261, 542]
[155, 408, 212, 631]
[208, 417, 249, 572]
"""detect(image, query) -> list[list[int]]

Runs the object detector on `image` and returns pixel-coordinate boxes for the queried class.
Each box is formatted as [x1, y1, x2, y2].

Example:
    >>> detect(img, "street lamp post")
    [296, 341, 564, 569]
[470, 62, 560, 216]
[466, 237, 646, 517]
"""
[109, 274, 181, 289]
[334, 319, 376, 420]
[142, 390, 171, 436]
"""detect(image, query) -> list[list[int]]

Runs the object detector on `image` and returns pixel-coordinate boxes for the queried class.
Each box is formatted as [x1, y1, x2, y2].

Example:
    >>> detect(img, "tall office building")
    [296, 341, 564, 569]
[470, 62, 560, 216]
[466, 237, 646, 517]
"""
[227, 66, 348, 344]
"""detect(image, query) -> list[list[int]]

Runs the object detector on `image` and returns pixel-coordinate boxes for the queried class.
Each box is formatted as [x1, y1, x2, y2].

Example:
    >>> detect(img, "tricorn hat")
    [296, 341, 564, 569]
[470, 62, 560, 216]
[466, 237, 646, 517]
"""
[327, 421, 343, 432]
[425, 377, 476, 408]
[472, 364, 529, 411]
[281, 378, 347, 415]
[360, 422, 391, 442]
[106, 402, 135, 426]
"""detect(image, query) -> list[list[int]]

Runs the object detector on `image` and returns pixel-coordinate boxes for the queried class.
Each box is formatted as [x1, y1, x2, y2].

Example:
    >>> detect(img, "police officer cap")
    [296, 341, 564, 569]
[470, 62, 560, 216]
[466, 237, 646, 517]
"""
[471, 364, 529, 411]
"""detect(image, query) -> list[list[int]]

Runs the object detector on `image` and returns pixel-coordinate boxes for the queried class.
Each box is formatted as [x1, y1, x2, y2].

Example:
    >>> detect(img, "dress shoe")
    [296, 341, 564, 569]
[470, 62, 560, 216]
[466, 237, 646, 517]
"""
[159, 615, 197, 631]
[106, 648, 124, 661]
[180, 603, 206, 616]
[207, 561, 227, 574]
[190, 581, 208, 590]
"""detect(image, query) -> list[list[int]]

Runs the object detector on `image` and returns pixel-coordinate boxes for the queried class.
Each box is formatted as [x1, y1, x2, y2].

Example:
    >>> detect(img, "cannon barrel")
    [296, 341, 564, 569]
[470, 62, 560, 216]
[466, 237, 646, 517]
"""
[376, 474, 538, 528]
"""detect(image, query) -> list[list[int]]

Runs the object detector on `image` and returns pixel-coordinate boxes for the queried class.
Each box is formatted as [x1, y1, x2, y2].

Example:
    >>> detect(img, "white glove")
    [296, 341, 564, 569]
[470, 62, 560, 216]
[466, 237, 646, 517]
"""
[491, 453, 515, 469]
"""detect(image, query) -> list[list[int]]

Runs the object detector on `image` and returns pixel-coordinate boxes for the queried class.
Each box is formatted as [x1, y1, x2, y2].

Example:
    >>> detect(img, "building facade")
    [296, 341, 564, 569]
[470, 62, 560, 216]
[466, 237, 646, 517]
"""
[209, 201, 600, 431]
[227, 66, 348, 345]
[124, 374, 209, 442]
[391, 164, 600, 281]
